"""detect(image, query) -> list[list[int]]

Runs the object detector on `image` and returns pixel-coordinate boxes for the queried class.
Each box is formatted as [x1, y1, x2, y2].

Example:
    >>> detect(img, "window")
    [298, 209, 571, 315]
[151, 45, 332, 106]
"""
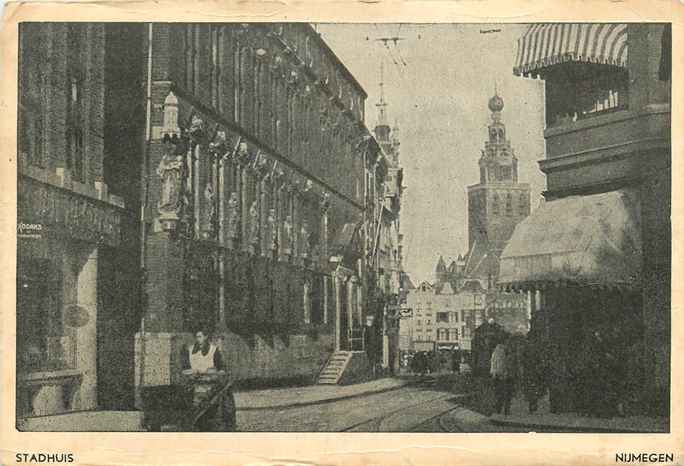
[233, 41, 242, 123]
[210, 25, 223, 111]
[254, 58, 263, 137]
[449, 328, 459, 341]
[436, 312, 449, 323]
[303, 280, 311, 324]
[184, 25, 200, 94]
[519, 193, 527, 215]
[491, 193, 500, 215]
[416, 319, 422, 326]
[17, 257, 70, 373]
[19, 23, 47, 168]
[450, 312, 458, 323]
[66, 24, 86, 183]
[545, 64, 628, 127]
[505, 193, 513, 216]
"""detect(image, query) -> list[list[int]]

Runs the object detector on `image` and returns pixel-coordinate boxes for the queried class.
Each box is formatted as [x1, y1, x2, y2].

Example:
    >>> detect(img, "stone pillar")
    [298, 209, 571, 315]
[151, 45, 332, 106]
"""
[323, 276, 329, 325]
[334, 274, 341, 351]
[347, 278, 355, 332]
[76, 246, 98, 410]
[135, 230, 186, 407]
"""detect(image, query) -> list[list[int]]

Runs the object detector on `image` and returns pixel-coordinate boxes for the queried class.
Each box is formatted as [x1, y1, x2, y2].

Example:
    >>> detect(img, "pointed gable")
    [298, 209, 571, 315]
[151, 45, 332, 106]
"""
[435, 255, 447, 273]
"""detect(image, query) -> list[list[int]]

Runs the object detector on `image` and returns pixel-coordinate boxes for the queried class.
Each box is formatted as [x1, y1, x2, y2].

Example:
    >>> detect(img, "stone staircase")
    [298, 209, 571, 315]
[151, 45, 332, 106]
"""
[317, 351, 352, 384]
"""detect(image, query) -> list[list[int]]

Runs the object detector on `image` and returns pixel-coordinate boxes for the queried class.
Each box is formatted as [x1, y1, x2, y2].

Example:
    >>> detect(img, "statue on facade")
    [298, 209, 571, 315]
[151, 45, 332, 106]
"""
[226, 192, 240, 248]
[266, 208, 278, 254]
[202, 182, 216, 237]
[299, 221, 311, 259]
[157, 151, 184, 221]
[189, 114, 205, 141]
[282, 215, 293, 256]
[248, 201, 260, 253]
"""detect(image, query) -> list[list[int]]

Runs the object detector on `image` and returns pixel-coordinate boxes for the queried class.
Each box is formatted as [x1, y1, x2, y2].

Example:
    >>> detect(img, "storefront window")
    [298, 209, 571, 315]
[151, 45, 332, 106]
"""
[17, 257, 74, 373]
[545, 64, 628, 127]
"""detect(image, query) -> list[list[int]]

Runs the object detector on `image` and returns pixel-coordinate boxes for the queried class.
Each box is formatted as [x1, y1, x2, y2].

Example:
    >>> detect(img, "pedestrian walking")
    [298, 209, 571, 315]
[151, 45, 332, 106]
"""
[451, 349, 461, 374]
[490, 341, 514, 415]
[522, 324, 546, 413]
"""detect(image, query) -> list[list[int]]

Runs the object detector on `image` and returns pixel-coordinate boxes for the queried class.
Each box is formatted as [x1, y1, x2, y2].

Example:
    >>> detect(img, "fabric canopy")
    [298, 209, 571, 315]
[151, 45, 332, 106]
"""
[514, 23, 628, 77]
[498, 189, 642, 290]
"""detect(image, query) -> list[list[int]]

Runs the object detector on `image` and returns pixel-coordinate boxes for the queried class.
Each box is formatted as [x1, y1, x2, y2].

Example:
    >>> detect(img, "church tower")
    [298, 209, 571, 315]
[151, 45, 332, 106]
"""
[466, 92, 531, 266]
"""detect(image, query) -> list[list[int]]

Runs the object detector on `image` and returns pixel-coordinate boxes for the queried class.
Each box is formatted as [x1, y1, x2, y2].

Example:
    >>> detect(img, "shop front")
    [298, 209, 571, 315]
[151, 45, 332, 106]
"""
[16, 173, 124, 420]
[498, 188, 643, 414]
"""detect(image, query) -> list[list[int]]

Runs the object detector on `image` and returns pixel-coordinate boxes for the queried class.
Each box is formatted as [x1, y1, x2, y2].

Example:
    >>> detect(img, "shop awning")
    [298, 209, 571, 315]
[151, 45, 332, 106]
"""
[514, 23, 628, 78]
[498, 189, 642, 290]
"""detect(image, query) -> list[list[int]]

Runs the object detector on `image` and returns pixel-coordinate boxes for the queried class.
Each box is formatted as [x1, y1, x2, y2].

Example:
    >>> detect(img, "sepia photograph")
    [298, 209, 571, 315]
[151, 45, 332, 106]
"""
[14, 19, 671, 438]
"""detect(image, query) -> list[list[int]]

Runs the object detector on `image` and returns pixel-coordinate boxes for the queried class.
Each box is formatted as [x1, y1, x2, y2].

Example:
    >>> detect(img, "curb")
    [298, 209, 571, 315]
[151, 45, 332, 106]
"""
[236, 380, 411, 411]
[488, 417, 669, 433]
[437, 400, 487, 432]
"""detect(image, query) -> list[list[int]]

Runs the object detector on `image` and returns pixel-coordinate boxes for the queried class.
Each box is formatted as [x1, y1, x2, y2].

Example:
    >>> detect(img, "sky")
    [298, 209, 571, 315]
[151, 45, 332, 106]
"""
[317, 23, 547, 284]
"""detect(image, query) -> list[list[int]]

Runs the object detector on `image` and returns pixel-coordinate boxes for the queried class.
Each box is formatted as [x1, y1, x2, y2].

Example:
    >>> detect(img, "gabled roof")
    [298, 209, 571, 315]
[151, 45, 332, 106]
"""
[416, 281, 434, 293]
[401, 273, 416, 290]
[464, 238, 507, 279]
[435, 255, 447, 273]
[439, 282, 455, 295]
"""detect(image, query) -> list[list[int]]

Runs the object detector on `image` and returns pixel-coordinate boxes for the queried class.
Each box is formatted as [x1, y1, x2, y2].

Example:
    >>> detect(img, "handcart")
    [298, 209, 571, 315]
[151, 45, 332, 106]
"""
[140, 371, 236, 432]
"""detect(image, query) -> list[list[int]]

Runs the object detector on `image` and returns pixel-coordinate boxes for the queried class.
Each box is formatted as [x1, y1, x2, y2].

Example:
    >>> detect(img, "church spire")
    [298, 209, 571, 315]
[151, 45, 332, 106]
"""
[479, 90, 518, 184]
[376, 61, 388, 127]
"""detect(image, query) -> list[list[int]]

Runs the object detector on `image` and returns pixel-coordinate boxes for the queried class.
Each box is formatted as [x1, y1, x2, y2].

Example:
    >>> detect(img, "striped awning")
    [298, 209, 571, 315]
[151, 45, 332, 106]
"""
[514, 23, 628, 77]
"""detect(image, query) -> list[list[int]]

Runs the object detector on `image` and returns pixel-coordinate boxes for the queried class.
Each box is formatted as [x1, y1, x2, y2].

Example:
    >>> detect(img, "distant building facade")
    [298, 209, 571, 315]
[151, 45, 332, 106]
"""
[402, 259, 486, 352]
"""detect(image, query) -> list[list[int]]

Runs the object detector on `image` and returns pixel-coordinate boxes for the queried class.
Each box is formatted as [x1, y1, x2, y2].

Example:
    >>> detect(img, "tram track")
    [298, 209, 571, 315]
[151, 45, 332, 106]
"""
[341, 387, 465, 432]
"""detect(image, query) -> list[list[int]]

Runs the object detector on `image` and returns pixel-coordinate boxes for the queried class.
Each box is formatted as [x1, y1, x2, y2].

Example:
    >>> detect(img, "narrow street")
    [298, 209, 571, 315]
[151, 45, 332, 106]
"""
[237, 376, 533, 432]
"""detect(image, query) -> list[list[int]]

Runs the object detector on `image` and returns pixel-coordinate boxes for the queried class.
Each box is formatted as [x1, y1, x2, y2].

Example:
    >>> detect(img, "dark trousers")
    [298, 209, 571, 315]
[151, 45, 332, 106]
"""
[494, 377, 514, 415]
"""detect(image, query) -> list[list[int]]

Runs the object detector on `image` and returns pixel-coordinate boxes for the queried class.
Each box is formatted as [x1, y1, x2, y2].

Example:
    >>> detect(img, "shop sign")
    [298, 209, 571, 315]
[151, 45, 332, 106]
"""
[18, 177, 122, 247]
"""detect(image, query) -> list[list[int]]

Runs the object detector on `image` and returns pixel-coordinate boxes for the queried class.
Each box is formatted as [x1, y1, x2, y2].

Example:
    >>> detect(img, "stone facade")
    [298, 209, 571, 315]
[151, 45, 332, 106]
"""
[133, 23, 388, 392]
[16, 23, 140, 420]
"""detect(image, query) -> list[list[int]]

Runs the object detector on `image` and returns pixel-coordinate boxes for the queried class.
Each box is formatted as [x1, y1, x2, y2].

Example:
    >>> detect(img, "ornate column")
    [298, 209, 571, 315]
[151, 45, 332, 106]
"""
[75, 246, 98, 410]
[334, 272, 342, 351]
[321, 193, 331, 325]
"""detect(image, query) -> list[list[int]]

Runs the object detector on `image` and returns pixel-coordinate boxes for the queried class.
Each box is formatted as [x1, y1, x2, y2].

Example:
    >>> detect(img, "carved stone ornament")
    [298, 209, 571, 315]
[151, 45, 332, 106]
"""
[236, 141, 252, 165]
[209, 130, 228, 155]
[267, 208, 277, 251]
[189, 115, 205, 142]
[271, 55, 284, 74]
[320, 191, 331, 212]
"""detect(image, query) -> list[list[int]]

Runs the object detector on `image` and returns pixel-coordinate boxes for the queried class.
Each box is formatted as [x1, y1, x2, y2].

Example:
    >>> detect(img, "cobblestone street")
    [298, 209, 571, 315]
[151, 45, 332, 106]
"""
[236, 377, 463, 432]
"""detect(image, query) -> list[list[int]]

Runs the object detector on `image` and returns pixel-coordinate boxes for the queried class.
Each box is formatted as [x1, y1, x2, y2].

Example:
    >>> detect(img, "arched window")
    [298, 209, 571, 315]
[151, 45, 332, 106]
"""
[519, 193, 527, 215]
[491, 193, 500, 215]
